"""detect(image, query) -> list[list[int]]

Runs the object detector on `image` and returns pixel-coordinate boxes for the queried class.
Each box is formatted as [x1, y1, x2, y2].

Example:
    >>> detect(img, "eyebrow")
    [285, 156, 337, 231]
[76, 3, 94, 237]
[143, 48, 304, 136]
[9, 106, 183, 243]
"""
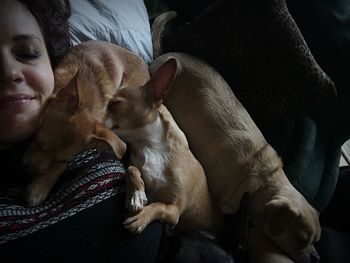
[13, 34, 43, 44]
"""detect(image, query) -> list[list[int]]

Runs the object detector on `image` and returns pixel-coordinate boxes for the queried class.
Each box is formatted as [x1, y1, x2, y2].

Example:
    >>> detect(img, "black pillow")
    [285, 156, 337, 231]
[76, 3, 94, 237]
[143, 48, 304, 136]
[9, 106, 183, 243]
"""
[164, 0, 336, 126]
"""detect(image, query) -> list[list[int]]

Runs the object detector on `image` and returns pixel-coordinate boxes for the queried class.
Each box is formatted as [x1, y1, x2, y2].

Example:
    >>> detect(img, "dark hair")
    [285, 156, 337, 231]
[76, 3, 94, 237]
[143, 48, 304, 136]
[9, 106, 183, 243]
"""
[17, 0, 72, 67]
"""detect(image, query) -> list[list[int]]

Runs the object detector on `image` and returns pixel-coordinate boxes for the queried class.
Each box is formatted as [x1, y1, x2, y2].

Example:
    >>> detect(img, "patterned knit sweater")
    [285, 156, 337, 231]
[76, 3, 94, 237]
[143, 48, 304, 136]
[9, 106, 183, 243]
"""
[0, 144, 162, 262]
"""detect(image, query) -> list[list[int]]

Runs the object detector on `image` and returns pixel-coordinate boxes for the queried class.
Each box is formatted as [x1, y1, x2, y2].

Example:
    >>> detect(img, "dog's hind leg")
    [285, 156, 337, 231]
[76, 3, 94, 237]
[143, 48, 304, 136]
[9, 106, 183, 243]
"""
[124, 202, 180, 233]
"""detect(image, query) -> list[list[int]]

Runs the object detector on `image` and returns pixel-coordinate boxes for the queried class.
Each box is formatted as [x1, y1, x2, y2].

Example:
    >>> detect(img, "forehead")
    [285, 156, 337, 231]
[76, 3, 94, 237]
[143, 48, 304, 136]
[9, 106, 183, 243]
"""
[0, 0, 44, 43]
[117, 86, 145, 99]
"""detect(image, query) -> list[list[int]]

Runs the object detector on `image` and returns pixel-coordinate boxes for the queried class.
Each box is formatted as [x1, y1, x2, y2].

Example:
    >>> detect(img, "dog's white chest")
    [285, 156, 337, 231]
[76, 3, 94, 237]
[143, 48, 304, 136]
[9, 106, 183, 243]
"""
[119, 115, 170, 189]
[134, 146, 169, 186]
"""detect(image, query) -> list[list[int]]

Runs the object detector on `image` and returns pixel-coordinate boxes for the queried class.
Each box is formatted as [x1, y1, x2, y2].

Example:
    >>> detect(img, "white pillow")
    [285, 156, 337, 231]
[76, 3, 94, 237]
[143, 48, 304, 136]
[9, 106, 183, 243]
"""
[69, 0, 153, 63]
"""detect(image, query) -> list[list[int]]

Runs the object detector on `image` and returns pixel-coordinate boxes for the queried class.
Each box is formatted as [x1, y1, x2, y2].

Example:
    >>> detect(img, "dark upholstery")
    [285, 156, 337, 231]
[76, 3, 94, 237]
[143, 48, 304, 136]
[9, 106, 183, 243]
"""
[146, 0, 350, 212]
[163, 0, 336, 126]
[145, 0, 350, 261]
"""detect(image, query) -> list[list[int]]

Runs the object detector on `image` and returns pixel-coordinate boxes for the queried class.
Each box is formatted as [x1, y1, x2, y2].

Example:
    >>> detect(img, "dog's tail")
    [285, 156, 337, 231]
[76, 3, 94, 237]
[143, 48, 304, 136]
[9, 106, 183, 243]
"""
[151, 11, 177, 59]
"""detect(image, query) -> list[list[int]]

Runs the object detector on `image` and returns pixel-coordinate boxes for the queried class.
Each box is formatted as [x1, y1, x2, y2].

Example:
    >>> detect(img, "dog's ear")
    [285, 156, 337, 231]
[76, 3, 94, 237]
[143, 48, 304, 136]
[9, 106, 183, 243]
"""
[53, 58, 78, 94]
[149, 58, 177, 106]
[264, 197, 299, 236]
[55, 71, 80, 114]
[92, 122, 127, 159]
[55, 68, 93, 114]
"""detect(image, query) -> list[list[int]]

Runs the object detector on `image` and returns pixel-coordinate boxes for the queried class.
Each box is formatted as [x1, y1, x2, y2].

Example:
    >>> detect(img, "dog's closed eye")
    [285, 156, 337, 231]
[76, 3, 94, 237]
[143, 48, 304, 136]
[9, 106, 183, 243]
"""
[295, 232, 310, 249]
[107, 98, 125, 112]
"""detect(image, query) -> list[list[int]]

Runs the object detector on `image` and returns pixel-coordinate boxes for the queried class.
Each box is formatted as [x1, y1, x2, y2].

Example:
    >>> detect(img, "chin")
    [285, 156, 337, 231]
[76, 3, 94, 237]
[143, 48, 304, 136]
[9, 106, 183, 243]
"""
[1, 119, 39, 145]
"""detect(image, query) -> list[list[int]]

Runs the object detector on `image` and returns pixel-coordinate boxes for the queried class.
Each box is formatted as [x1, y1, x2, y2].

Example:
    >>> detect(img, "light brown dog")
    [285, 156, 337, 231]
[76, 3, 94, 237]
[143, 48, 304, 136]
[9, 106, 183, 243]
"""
[23, 40, 150, 207]
[105, 58, 223, 234]
[149, 53, 321, 263]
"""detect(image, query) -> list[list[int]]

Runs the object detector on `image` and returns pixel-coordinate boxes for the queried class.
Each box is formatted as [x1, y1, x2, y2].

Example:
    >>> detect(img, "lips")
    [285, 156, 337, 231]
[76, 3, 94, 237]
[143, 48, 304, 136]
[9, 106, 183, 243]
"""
[0, 94, 35, 108]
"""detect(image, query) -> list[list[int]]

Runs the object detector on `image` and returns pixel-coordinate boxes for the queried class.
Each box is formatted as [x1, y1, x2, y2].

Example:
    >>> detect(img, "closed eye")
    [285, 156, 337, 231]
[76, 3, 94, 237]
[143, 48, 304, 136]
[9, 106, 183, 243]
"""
[107, 99, 124, 112]
[16, 51, 41, 60]
[295, 234, 310, 249]
[12, 36, 43, 62]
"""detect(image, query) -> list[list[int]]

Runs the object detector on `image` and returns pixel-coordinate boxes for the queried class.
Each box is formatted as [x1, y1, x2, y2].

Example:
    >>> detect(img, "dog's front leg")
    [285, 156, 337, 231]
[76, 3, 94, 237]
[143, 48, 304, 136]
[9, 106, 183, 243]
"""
[26, 160, 67, 207]
[124, 202, 180, 233]
[125, 166, 148, 212]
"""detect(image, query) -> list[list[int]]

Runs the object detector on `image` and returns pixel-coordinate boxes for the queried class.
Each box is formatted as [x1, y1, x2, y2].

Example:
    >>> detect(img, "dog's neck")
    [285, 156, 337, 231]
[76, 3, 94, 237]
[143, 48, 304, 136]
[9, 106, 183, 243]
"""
[119, 111, 170, 185]
[118, 112, 165, 148]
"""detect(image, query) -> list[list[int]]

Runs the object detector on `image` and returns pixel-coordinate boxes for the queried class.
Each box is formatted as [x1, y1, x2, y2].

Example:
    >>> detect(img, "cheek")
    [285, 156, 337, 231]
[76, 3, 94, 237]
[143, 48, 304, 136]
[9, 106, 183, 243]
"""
[36, 65, 55, 100]
[31, 63, 55, 100]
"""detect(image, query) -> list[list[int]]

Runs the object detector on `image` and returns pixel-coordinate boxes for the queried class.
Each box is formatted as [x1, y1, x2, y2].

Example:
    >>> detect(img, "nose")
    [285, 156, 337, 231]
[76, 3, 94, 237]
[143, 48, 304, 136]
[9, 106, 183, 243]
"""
[295, 246, 320, 263]
[310, 247, 320, 263]
[0, 53, 24, 84]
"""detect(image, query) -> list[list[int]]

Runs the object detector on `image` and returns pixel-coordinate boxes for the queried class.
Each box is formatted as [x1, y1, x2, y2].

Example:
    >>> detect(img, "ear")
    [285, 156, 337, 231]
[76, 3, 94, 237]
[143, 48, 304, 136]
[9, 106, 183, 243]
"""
[55, 70, 80, 114]
[149, 58, 177, 106]
[92, 122, 127, 159]
[264, 197, 299, 236]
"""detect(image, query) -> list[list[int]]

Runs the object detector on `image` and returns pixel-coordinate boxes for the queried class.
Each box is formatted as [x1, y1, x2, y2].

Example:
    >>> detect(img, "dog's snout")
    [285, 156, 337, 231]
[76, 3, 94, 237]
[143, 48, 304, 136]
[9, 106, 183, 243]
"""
[295, 246, 320, 263]
[310, 247, 320, 263]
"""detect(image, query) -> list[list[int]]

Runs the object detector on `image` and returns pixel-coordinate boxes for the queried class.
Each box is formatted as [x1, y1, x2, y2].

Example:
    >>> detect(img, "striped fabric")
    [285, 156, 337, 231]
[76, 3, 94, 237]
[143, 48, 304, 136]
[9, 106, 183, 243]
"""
[0, 149, 125, 244]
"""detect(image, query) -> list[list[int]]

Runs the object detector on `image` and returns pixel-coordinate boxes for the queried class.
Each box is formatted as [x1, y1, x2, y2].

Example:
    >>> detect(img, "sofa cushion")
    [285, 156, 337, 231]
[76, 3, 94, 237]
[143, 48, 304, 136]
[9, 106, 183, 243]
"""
[164, 0, 336, 126]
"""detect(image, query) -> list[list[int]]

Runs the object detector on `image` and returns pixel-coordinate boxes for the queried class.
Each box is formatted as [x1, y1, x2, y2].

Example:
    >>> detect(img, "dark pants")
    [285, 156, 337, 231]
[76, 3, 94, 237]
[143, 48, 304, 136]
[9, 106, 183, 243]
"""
[316, 166, 350, 263]
[0, 194, 163, 263]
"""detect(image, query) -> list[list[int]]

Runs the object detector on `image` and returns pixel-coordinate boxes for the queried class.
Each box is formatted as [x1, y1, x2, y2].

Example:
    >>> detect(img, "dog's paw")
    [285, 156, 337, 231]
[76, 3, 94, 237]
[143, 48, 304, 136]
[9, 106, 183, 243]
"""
[126, 190, 148, 213]
[123, 207, 152, 233]
[25, 182, 49, 207]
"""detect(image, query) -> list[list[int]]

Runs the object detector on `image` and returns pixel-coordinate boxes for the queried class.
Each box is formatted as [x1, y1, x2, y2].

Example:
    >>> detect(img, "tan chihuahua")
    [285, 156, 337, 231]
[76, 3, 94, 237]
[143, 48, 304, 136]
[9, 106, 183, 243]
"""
[105, 58, 223, 234]
[23, 40, 150, 207]
[149, 52, 321, 263]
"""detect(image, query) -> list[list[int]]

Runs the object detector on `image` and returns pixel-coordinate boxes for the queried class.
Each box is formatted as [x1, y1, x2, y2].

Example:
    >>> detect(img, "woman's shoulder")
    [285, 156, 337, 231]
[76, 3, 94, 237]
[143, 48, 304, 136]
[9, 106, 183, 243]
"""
[0, 148, 126, 244]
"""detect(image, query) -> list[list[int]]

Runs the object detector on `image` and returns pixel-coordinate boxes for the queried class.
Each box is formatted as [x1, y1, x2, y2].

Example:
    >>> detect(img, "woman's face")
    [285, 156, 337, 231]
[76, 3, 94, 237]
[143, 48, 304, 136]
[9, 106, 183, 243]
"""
[0, 0, 54, 149]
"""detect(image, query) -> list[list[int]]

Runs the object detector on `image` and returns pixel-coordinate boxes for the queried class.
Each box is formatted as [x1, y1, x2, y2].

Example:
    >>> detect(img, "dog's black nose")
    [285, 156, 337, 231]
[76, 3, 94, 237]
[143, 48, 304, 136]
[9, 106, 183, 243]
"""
[310, 249, 320, 263]
[295, 247, 320, 263]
